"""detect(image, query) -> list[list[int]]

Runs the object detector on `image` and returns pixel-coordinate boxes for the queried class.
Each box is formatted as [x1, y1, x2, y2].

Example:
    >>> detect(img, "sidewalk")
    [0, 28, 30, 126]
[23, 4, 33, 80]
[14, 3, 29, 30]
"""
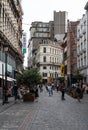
[0, 96, 15, 113]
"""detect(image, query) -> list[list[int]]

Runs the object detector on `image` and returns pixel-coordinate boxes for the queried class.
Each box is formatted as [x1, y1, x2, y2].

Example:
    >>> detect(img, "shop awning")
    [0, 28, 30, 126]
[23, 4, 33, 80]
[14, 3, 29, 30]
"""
[0, 75, 16, 81]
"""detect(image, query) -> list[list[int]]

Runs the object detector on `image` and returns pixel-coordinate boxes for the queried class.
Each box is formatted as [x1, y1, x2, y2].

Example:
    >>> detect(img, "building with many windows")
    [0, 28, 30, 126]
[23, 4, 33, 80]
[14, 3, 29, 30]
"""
[0, 0, 23, 98]
[28, 21, 51, 69]
[32, 40, 63, 83]
[77, 2, 88, 83]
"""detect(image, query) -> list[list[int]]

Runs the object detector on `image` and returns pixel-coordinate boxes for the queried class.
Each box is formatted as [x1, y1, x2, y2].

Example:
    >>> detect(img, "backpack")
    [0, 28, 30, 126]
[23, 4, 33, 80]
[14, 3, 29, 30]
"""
[60, 85, 65, 91]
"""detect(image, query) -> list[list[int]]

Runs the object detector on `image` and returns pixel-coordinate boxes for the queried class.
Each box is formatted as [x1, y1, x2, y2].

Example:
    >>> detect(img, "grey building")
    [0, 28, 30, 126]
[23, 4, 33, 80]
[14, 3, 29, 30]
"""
[28, 21, 51, 68]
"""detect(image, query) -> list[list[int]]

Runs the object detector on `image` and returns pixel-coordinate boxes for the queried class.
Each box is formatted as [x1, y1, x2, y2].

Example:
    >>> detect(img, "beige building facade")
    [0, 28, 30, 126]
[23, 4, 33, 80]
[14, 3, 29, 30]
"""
[35, 40, 63, 83]
[0, 0, 23, 97]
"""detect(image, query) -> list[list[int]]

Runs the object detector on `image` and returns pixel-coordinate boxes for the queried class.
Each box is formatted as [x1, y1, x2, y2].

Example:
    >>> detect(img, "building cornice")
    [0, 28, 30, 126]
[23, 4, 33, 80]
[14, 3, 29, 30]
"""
[84, 2, 88, 10]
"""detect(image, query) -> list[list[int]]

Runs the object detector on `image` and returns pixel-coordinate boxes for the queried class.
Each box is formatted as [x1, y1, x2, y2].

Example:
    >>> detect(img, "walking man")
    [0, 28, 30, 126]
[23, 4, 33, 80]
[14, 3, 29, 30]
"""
[76, 83, 82, 102]
[60, 82, 66, 100]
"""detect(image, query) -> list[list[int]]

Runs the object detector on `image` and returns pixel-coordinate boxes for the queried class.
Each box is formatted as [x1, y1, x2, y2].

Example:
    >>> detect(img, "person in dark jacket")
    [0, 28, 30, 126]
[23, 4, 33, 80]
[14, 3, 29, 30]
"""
[13, 82, 18, 101]
[76, 84, 82, 102]
[60, 82, 66, 100]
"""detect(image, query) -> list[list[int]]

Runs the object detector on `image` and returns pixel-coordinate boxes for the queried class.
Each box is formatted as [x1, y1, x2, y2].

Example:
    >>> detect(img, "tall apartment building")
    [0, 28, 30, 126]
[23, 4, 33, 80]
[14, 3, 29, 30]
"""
[54, 11, 68, 41]
[77, 2, 88, 83]
[28, 21, 51, 68]
[0, 0, 23, 97]
[49, 21, 54, 40]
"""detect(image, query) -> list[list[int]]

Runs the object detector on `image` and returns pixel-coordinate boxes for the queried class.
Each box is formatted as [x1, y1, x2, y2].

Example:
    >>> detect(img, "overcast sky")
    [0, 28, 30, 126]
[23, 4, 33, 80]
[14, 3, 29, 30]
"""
[21, 0, 88, 66]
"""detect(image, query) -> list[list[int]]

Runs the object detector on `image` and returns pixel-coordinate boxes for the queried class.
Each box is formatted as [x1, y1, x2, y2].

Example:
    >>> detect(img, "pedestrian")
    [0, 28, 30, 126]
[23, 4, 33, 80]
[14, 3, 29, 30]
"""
[60, 82, 66, 100]
[45, 83, 48, 92]
[56, 83, 59, 92]
[39, 84, 43, 92]
[47, 83, 53, 96]
[85, 84, 88, 94]
[82, 83, 88, 94]
[34, 86, 39, 98]
[76, 83, 82, 102]
[13, 82, 18, 102]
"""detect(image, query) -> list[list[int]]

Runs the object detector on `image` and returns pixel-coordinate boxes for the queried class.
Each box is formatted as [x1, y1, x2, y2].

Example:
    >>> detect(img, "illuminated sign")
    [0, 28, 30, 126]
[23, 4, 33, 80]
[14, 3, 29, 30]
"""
[61, 64, 64, 76]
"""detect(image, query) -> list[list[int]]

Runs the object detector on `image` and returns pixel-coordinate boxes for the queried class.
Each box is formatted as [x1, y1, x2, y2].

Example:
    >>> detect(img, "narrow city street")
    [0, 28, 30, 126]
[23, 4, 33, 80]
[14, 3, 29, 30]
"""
[0, 88, 88, 130]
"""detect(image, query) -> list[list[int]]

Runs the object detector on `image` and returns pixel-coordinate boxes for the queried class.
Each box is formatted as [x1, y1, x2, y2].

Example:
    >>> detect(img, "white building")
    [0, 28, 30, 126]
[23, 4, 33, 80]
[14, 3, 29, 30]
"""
[77, 2, 88, 83]
[35, 40, 63, 83]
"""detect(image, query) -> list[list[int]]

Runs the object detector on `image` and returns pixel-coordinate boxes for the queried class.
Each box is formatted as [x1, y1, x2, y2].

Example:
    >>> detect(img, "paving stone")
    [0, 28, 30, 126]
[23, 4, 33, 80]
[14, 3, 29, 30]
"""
[0, 88, 88, 130]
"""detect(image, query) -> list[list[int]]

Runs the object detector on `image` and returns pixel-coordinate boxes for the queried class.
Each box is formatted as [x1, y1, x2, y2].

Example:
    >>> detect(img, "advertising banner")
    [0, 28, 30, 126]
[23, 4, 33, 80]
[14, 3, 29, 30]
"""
[22, 32, 27, 54]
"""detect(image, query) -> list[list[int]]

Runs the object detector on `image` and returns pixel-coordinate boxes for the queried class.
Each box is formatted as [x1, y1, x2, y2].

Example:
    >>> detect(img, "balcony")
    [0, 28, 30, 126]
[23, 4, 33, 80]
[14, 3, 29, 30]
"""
[79, 33, 83, 38]
[79, 50, 83, 54]
[77, 34, 80, 40]
[82, 28, 86, 34]
[82, 48, 86, 52]
[37, 61, 60, 66]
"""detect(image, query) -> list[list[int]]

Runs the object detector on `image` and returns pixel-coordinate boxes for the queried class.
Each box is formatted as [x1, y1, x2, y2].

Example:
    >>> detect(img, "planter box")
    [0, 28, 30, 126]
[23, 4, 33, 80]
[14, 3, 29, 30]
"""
[23, 93, 35, 102]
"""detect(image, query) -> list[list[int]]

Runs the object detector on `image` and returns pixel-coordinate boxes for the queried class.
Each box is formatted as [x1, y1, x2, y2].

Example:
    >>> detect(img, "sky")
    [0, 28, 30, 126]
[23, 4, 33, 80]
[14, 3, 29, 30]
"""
[21, 0, 88, 66]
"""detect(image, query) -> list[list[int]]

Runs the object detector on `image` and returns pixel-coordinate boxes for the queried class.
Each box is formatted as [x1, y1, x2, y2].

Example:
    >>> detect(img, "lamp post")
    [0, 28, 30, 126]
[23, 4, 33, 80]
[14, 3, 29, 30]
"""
[2, 63, 4, 105]
[3, 46, 9, 104]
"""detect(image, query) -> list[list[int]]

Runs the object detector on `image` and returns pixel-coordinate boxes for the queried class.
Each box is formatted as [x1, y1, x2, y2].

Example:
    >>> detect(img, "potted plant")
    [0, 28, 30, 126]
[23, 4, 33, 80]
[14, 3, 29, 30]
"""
[16, 68, 42, 102]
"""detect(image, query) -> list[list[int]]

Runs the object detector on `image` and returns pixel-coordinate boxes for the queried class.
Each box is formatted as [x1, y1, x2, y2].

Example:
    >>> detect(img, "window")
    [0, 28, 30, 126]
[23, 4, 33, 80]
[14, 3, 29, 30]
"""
[84, 21, 86, 27]
[50, 48, 51, 53]
[84, 56, 86, 66]
[50, 66, 51, 69]
[43, 73, 47, 77]
[43, 47, 46, 53]
[50, 57, 51, 62]
[43, 56, 46, 62]
[55, 49, 56, 54]
[81, 42, 83, 50]
[81, 58, 83, 67]
[55, 58, 56, 63]
[78, 59, 80, 68]
[43, 66, 47, 69]
[84, 40, 86, 49]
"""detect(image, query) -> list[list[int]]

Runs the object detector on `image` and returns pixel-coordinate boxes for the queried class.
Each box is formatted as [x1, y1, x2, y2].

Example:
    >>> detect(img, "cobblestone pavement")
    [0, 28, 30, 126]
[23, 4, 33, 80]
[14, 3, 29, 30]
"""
[0, 88, 88, 130]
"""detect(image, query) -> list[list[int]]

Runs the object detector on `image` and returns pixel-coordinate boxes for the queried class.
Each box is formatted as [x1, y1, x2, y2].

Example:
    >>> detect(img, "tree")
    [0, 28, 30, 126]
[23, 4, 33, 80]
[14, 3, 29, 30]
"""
[16, 68, 42, 89]
[71, 70, 83, 84]
[58, 77, 64, 83]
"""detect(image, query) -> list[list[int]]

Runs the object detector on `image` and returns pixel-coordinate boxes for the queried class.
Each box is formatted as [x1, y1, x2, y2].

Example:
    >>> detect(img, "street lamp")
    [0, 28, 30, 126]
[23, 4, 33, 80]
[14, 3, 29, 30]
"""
[3, 46, 9, 104]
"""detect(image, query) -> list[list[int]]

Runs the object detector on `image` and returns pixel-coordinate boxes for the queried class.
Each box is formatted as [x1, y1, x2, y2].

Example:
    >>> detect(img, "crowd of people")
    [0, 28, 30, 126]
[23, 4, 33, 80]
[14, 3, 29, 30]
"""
[7, 80, 88, 103]
[45, 81, 88, 102]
